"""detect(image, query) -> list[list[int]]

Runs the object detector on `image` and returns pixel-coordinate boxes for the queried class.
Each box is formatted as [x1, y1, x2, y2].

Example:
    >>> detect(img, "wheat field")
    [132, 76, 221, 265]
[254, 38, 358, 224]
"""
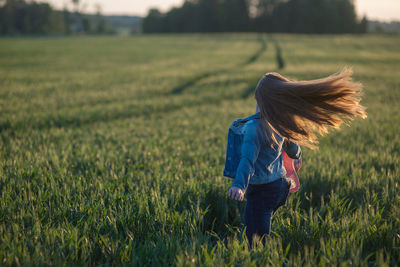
[0, 34, 399, 266]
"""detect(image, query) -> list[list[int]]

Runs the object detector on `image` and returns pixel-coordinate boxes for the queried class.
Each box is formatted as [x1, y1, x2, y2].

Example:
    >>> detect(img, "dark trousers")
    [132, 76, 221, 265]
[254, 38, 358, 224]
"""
[242, 177, 291, 246]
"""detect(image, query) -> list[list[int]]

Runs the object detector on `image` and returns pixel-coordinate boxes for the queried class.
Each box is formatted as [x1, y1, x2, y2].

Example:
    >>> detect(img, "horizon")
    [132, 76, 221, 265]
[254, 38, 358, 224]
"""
[36, 0, 400, 22]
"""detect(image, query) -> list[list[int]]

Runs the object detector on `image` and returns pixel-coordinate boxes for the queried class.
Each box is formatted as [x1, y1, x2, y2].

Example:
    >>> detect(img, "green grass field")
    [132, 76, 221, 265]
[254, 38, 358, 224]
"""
[0, 34, 399, 266]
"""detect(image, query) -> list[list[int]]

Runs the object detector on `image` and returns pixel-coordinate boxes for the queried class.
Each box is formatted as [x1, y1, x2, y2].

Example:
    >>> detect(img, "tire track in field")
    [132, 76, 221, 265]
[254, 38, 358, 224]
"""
[0, 83, 252, 134]
[2, 35, 269, 117]
[240, 35, 286, 99]
[0, 92, 246, 134]
[0, 36, 269, 134]
[170, 34, 267, 95]
[270, 35, 285, 70]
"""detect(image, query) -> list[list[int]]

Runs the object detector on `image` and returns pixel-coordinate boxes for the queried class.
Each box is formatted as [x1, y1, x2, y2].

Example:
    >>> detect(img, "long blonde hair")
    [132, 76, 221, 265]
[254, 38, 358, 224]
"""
[254, 68, 367, 149]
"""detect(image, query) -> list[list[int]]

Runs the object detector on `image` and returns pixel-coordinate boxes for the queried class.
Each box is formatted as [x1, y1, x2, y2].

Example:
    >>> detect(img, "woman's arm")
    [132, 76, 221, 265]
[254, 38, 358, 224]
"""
[231, 121, 263, 191]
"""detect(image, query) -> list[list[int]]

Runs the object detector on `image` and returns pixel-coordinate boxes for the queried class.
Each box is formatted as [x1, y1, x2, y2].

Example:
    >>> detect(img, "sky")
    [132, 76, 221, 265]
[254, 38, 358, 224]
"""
[39, 0, 400, 22]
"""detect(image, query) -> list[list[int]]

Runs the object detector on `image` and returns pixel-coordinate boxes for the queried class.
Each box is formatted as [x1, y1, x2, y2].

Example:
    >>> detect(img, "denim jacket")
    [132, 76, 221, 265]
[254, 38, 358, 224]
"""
[223, 112, 301, 191]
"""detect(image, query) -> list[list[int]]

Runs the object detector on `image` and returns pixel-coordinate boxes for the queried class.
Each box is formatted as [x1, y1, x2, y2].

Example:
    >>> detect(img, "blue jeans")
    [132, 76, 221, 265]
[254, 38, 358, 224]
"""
[242, 177, 290, 246]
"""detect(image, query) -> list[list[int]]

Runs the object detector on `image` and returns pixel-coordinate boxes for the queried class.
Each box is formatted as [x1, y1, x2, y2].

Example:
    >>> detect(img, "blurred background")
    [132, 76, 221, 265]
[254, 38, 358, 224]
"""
[0, 0, 399, 35]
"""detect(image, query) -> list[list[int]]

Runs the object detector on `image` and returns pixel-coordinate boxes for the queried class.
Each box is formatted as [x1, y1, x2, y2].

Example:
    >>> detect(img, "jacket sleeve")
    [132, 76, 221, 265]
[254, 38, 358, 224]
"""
[282, 140, 302, 159]
[231, 122, 263, 191]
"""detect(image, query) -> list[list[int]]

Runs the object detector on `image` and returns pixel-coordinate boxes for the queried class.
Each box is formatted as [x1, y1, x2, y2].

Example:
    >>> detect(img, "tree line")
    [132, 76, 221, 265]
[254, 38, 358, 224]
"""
[0, 0, 112, 35]
[143, 0, 368, 34]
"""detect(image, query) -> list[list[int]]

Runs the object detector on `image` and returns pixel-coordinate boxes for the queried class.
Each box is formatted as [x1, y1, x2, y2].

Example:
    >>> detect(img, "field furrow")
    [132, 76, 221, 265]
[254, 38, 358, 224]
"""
[0, 34, 399, 266]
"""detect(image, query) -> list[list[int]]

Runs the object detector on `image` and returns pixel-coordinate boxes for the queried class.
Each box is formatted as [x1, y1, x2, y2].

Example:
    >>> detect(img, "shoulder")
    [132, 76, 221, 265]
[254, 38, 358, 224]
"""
[245, 118, 260, 129]
[244, 118, 263, 139]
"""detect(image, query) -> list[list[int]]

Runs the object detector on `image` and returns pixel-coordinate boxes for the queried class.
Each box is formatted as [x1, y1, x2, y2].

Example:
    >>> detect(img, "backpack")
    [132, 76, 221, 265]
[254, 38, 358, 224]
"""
[223, 113, 260, 179]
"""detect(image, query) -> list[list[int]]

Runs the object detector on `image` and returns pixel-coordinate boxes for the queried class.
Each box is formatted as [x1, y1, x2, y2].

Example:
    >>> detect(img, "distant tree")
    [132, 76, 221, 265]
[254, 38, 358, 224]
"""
[181, 0, 203, 32]
[0, 0, 25, 34]
[142, 8, 165, 33]
[142, 0, 367, 34]
[254, 0, 284, 32]
[144, 0, 251, 33]
[93, 3, 107, 33]
[358, 15, 368, 33]
[95, 17, 107, 34]
[27, 2, 53, 33]
[62, 6, 71, 34]
[195, 0, 220, 32]
[82, 17, 90, 33]
[166, 1, 198, 32]
[164, 7, 184, 32]
[0, 0, 118, 35]
[48, 9, 68, 34]
[219, 0, 250, 32]
[260, 0, 360, 33]
[335, 0, 358, 33]
[0, 0, 55, 34]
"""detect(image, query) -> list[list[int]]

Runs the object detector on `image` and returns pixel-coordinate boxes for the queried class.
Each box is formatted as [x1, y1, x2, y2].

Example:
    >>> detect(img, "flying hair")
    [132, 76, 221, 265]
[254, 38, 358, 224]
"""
[254, 68, 367, 149]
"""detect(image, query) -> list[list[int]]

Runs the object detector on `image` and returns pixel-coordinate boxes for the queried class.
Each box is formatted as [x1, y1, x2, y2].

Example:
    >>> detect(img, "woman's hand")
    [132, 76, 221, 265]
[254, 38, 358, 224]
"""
[228, 186, 245, 201]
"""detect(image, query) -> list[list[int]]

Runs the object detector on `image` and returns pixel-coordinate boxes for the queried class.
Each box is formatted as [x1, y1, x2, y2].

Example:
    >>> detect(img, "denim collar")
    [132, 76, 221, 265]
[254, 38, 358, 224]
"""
[248, 112, 261, 120]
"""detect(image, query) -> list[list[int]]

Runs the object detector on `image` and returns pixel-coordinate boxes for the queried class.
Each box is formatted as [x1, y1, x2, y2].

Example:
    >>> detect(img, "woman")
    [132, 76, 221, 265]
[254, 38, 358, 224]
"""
[225, 68, 367, 246]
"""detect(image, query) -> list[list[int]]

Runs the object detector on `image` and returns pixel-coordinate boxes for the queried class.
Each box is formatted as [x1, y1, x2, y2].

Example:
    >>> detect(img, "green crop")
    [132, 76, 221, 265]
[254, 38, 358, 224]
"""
[0, 34, 399, 266]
